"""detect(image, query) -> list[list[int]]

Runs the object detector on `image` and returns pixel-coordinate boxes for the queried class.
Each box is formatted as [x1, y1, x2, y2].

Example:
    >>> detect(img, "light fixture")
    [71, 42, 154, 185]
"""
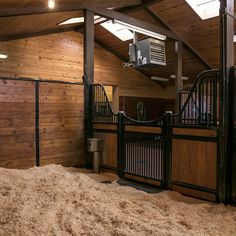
[234, 34, 236, 43]
[170, 75, 189, 81]
[100, 20, 134, 41]
[113, 20, 166, 41]
[48, 0, 55, 9]
[185, 0, 220, 20]
[59, 16, 100, 25]
[0, 53, 7, 59]
[151, 76, 169, 82]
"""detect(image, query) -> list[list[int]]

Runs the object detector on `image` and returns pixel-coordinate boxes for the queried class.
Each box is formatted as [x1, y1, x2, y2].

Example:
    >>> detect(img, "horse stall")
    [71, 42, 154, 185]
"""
[0, 0, 236, 235]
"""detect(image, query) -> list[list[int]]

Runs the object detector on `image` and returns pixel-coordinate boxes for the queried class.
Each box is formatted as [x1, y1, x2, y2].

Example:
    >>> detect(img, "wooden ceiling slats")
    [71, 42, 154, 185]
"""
[0, 0, 227, 85]
[0, 0, 141, 17]
[149, 0, 222, 68]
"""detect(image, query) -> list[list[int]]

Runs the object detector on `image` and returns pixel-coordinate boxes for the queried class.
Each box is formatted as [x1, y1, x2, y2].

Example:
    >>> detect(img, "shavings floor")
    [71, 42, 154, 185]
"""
[0, 164, 236, 236]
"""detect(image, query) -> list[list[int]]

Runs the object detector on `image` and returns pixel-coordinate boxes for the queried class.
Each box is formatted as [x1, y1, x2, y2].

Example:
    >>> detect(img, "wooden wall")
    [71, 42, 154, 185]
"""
[0, 79, 84, 169]
[0, 31, 175, 99]
[0, 31, 174, 168]
[39, 83, 84, 167]
[0, 79, 35, 168]
[171, 128, 218, 201]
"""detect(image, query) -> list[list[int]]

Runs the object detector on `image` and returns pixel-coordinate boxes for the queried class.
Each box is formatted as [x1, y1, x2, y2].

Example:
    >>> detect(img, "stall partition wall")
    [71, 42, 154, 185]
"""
[0, 78, 84, 169]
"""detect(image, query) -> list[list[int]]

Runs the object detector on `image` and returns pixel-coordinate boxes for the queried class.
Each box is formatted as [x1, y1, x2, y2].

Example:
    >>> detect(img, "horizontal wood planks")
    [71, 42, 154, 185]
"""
[173, 128, 217, 138]
[0, 79, 85, 169]
[0, 79, 35, 168]
[172, 139, 217, 190]
[125, 125, 162, 134]
[39, 82, 84, 167]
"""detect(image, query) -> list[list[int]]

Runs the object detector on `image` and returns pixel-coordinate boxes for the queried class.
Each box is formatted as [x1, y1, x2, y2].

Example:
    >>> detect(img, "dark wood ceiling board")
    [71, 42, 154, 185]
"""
[149, 0, 220, 68]
[0, 11, 83, 41]
[0, 0, 141, 17]
[127, 9, 161, 25]
[145, 6, 212, 69]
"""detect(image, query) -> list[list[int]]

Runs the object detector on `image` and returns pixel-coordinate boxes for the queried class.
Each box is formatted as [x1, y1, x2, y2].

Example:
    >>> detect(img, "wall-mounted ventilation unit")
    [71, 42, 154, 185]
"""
[129, 38, 166, 68]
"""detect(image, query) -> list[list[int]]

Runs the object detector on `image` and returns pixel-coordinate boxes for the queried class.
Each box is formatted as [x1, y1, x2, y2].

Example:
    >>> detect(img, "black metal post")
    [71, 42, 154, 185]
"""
[163, 112, 172, 188]
[218, 0, 234, 203]
[117, 111, 125, 177]
[35, 81, 40, 167]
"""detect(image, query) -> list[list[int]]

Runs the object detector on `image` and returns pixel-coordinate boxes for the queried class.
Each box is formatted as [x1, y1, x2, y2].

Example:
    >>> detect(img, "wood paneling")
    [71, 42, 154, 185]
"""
[173, 128, 217, 138]
[0, 11, 83, 41]
[93, 123, 117, 131]
[0, 79, 35, 168]
[0, 31, 173, 99]
[39, 82, 84, 166]
[125, 125, 162, 134]
[149, 0, 221, 68]
[172, 185, 216, 202]
[172, 139, 217, 189]
[94, 132, 117, 169]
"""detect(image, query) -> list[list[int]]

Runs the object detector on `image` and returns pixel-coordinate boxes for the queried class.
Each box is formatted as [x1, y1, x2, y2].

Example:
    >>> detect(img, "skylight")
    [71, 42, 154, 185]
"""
[186, 0, 220, 20]
[59, 16, 100, 25]
[100, 20, 134, 41]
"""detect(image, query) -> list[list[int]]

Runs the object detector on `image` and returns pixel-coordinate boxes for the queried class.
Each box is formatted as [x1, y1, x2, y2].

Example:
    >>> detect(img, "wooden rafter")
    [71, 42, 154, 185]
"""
[145, 7, 213, 69]
[87, 7, 179, 40]
[0, 0, 141, 18]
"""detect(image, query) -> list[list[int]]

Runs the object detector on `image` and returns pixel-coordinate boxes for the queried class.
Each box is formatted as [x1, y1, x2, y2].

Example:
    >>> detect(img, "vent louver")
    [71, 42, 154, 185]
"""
[129, 38, 166, 68]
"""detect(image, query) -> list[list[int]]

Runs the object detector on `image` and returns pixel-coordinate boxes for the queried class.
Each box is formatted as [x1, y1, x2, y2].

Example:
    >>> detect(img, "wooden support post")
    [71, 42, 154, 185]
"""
[175, 40, 183, 113]
[218, 0, 234, 203]
[84, 10, 95, 83]
[83, 10, 95, 168]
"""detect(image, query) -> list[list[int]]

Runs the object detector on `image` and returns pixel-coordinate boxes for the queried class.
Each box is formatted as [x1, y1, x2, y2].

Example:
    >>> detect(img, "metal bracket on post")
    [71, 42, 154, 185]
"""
[117, 111, 125, 178]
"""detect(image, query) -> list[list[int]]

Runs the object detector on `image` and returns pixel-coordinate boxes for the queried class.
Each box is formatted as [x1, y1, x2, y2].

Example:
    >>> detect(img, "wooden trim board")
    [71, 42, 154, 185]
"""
[173, 128, 217, 138]
[125, 125, 162, 134]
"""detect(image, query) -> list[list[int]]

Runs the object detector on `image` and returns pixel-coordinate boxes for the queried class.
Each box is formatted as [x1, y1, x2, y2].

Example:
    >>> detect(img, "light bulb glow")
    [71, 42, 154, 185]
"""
[0, 53, 8, 59]
[48, 0, 55, 9]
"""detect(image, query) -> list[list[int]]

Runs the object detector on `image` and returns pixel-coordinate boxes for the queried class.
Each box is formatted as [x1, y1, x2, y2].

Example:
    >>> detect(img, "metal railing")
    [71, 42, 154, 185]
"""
[124, 132, 164, 181]
[92, 84, 118, 123]
[172, 69, 220, 127]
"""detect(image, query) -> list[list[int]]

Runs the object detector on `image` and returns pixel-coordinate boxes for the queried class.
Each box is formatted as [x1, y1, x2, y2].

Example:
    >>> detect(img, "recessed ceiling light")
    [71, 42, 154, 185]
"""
[0, 53, 8, 59]
[100, 20, 134, 41]
[59, 16, 100, 25]
[48, 0, 55, 9]
[186, 0, 220, 20]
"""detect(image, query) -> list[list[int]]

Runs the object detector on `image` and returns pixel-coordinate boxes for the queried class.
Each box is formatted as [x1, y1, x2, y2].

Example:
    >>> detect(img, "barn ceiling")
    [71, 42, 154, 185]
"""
[0, 0, 233, 86]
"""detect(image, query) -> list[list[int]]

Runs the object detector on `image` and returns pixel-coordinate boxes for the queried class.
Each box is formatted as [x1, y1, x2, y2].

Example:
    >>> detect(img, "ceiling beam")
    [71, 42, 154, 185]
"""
[145, 7, 213, 69]
[0, 0, 141, 18]
[87, 7, 179, 40]
[0, 27, 76, 42]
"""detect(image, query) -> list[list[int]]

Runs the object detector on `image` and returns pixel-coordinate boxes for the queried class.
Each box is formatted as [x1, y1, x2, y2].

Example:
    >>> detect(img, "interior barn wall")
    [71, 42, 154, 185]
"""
[39, 83, 84, 167]
[0, 31, 175, 99]
[0, 79, 84, 169]
[0, 31, 174, 168]
[0, 79, 36, 168]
